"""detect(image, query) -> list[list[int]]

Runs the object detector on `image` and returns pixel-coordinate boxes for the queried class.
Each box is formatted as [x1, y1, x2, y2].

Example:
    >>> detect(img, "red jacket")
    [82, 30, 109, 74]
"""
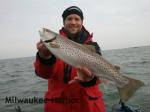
[34, 27, 105, 112]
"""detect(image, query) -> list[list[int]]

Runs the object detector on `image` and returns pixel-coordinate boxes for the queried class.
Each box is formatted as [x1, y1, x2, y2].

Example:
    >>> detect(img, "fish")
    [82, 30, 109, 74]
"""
[39, 28, 144, 102]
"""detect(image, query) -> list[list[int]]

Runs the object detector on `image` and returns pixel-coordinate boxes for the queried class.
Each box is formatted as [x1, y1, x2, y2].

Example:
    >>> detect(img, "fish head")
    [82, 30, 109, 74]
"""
[39, 28, 57, 42]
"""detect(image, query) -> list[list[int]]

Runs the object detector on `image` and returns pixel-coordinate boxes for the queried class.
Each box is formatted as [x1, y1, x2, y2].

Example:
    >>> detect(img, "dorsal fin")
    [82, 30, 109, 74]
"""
[83, 45, 96, 52]
[114, 65, 120, 71]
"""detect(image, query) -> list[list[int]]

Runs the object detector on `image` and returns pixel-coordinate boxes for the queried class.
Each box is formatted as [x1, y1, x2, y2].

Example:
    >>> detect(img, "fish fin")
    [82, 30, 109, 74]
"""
[83, 45, 96, 52]
[114, 65, 120, 71]
[117, 76, 144, 102]
[101, 79, 110, 90]
[49, 42, 60, 48]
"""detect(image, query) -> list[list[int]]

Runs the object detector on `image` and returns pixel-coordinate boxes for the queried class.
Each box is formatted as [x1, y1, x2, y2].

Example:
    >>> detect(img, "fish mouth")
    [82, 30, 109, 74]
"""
[44, 36, 57, 43]
[39, 28, 57, 42]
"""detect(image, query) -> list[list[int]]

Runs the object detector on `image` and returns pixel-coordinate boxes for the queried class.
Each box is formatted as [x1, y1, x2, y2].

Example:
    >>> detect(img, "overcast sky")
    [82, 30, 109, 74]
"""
[0, 0, 150, 59]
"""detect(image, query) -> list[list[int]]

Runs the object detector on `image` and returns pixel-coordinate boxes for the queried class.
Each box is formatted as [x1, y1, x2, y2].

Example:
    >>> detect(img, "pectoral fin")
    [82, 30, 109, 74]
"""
[101, 79, 110, 90]
[114, 65, 120, 71]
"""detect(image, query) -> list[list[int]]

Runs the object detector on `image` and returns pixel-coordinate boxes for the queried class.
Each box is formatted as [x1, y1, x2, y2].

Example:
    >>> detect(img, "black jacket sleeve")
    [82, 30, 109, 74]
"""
[36, 52, 56, 66]
[88, 41, 102, 55]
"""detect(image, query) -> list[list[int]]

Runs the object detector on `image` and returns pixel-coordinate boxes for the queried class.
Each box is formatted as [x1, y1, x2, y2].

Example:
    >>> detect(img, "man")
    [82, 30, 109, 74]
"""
[34, 6, 106, 112]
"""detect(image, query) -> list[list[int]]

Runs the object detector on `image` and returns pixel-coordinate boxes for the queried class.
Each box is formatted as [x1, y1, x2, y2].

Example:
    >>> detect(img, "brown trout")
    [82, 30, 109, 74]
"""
[39, 28, 144, 102]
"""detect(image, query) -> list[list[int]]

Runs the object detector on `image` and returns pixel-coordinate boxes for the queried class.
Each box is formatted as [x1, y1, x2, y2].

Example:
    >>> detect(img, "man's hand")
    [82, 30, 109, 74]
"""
[36, 40, 52, 59]
[69, 66, 94, 84]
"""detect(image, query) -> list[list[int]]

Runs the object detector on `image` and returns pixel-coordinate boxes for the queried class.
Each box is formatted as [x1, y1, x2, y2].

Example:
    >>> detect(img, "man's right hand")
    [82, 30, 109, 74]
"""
[36, 40, 52, 59]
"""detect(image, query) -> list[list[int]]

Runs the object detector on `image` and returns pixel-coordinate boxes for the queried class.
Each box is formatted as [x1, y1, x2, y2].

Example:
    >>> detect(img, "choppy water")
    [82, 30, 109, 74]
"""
[0, 46, 150, 112]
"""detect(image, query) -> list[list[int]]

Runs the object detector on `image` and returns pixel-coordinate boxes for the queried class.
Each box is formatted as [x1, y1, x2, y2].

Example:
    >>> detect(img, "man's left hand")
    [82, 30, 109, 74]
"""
[69, 66, 94, 84]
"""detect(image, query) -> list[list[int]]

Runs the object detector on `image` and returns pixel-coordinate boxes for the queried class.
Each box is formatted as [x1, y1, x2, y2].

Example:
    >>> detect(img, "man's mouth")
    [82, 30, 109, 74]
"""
[69, 27, 77, 30]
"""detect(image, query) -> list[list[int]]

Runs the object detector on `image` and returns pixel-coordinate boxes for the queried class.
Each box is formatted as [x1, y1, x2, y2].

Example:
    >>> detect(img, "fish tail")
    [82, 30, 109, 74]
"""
[117, 76, 144, 102]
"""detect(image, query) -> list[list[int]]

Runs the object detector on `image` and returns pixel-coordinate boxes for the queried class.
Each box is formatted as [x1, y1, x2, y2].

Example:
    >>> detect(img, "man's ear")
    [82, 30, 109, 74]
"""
[81, 21, 83, 27]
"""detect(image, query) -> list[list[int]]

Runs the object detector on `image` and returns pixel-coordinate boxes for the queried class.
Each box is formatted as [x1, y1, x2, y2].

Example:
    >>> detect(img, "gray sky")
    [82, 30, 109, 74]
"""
[0, 0, 150, 59]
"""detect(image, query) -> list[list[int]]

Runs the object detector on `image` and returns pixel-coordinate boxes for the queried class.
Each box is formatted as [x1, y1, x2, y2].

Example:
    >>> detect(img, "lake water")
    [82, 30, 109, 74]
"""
[0, 46, 150, 112]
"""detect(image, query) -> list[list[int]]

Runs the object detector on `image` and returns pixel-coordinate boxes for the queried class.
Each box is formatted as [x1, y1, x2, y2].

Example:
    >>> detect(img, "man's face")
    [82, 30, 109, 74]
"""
[64, 14, 83, 35]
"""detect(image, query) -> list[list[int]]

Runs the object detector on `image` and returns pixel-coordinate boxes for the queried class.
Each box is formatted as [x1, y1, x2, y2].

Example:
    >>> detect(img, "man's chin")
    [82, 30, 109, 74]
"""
[69, 30, 78, 35]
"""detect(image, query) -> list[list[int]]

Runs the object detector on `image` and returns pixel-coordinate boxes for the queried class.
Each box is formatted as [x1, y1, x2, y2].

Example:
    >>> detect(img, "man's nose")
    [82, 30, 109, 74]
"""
[70, 19, 76, 24]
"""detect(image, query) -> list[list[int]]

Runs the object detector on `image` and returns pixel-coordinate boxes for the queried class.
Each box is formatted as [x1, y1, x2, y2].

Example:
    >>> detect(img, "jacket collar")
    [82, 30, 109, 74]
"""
[59, 26, 93, 44]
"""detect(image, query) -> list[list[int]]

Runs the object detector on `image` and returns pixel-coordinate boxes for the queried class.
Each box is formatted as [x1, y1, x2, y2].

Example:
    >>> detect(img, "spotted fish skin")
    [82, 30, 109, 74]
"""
[39, 28, 144, 102]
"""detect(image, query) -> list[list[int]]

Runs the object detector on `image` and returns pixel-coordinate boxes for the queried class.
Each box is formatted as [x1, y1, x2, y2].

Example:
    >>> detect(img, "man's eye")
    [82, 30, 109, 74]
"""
[75, 18, 79, 21]
[67, 18, 72, 21]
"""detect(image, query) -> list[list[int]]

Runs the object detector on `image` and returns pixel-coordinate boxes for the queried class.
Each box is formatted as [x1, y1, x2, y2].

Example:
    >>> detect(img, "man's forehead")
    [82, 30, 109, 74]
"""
[66, 14, 81, 18]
